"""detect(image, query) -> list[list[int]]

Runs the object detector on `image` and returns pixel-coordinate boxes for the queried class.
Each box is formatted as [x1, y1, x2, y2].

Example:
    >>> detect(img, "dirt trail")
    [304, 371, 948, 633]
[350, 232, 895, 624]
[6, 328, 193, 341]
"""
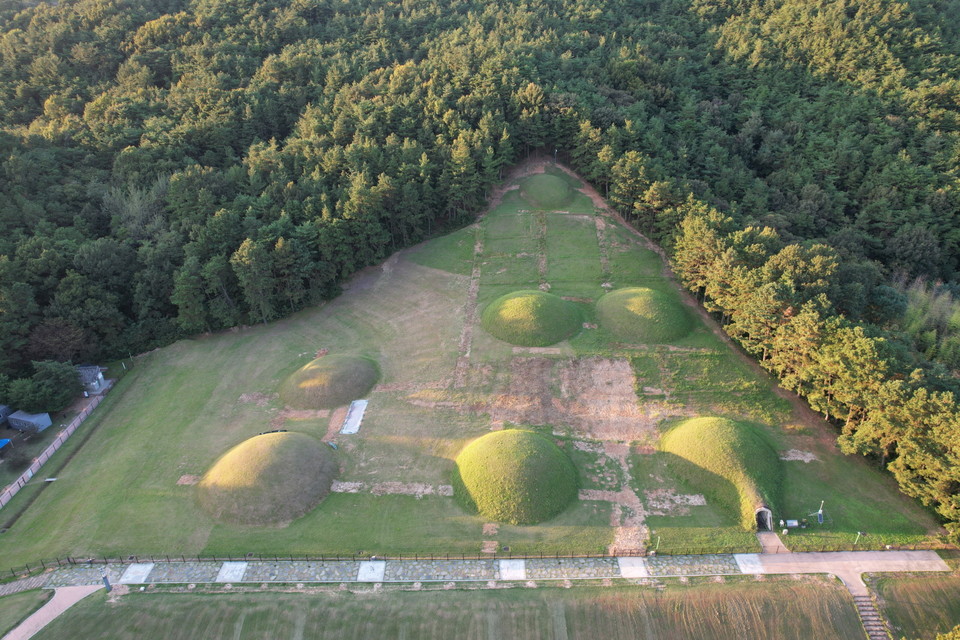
[453, 231, 483, 388]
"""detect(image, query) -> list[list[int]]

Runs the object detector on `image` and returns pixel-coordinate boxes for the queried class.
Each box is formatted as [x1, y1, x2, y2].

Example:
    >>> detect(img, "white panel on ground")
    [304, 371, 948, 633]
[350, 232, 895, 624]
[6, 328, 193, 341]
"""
[617, 557, 649, 578]
[340, 400, 368, 435]
[216, 562, 248, 583]
[118, 563, 155, 584]
[734, 554, 764, 574]
[357, 560, 386, 582]
[498, 559, 526, 581]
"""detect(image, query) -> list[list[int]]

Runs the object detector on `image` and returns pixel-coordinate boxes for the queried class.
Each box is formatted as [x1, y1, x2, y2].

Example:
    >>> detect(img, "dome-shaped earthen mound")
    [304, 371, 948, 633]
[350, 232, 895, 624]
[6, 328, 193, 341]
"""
[596, 287, 692, 343]
[198, 432, 337, 526]
[480, 290, 581, 347]
[520, 173, 574, 209]
[452, 429, 578, 525]
[279, 354, 379, 409]
[660, 417, 781, 531]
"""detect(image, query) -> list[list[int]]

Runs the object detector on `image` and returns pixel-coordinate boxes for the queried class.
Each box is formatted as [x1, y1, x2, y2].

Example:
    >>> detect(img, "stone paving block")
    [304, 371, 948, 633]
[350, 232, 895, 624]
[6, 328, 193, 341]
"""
[145, 562, 220, 584]
[616, 557, 649, 578]
[357, 561, 386, 582]
[646, 554, 741, 577]
[384, 559, 495, 581]
[216, 562, 247, 583]
[119, 563, 154, 584]
[243, 561, 360, 582]
[45, 565, 124, 588]
[526, 557, 619, 579]
[498, 559, 526, 581]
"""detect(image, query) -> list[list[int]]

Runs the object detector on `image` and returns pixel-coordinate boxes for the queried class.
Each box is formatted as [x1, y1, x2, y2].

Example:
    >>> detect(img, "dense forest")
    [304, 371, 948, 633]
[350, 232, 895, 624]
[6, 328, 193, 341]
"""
[0, 0, 959, 534]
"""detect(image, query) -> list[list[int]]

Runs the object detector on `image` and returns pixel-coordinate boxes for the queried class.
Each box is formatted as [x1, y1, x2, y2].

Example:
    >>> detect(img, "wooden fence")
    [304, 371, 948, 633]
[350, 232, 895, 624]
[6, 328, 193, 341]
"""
[0, 391, 108, 510]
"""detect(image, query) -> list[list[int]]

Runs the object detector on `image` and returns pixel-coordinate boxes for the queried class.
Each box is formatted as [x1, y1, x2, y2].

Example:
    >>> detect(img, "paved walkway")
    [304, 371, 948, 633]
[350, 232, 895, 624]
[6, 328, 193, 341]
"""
[735, 550, 949, 596]
[3, 550, 951, 640]
[39, 550, 949, 588]
[3, 585, 102, 640]
[757, 531, 789, 554]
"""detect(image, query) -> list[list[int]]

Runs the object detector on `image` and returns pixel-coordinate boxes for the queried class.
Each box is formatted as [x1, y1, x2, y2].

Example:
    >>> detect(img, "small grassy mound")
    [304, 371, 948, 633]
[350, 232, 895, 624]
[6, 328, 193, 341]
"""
[520, 173, 574, 209]
[279, 354, 379, 409]
[198, 432, 337, 526]
[453, 429, 578, 525]
[596, 287, 692, 343]
[660, 417, 781, 530]
[480, 290, 581, 346]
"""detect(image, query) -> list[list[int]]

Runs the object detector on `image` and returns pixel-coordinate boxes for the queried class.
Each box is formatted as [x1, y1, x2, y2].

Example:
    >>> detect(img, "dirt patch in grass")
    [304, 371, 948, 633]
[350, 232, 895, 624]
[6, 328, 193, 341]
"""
[780, 449, 820, 463]
[370, 482, 454, 498]
[483, 523, 499, 536]
[327, 407, 348, 439]
[413, 357, 679, 446]
[176, 475, 200, 486]
[644, 488, 707, 516]
[239, 393, 276, 407]
[511, 347, 564, 355]
[330, 481, 453, 499]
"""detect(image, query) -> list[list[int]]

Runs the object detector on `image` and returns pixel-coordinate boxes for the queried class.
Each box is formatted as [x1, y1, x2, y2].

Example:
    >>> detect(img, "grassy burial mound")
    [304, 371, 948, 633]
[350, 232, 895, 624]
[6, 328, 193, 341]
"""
[519, 173, 574, 209]
[596, 287, 693, 343]
[480, 290, 581, 347]
[279, 354, 379, 409]
[198, 432, 337, 526]
[660, 417, 781, 530]
[452, 429, 578, 525]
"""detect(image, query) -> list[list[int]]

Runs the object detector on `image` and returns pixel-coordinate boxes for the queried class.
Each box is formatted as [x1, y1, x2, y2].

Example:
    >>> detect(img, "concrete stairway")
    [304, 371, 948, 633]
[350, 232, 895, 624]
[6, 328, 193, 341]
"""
[854, 595, 890, 640]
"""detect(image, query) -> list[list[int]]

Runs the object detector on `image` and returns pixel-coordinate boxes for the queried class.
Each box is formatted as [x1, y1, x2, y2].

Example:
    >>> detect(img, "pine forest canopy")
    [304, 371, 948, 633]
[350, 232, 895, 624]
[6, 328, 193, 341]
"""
[1, 0, 960, 534]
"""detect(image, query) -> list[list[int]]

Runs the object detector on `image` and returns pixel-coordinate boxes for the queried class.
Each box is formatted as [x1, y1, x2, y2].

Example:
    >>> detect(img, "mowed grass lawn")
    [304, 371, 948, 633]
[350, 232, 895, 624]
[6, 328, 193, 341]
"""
[0, 590, 51, 637]
[0, 163, 944, 568]
[876, 575, 960, 639]
[33, 580, 862, 640]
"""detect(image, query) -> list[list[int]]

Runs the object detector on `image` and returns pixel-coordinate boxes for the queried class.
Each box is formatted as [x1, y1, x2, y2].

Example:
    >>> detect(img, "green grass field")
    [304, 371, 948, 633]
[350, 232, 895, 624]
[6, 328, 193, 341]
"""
[31, 580, 863, 640]
[0, 162, 944, 569]
[876, 576, 960, 639]
[0, 590, 51, 637]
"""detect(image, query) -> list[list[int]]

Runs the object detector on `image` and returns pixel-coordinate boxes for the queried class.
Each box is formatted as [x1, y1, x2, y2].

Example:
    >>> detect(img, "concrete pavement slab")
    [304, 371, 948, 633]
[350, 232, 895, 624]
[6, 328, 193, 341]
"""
[215, 562, 247, 583]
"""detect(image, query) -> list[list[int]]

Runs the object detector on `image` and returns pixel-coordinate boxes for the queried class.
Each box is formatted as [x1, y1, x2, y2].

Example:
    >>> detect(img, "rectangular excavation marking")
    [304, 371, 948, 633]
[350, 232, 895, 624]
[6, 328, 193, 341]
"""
[498, 559, 526, 581]
[216, 562, 248, 583]
[734, 554, 764, 574]
[357, 560, 386, 582]
[617, 557, 649, 578]
[119, 563, 155, 584]
[340, 399, 368, 435]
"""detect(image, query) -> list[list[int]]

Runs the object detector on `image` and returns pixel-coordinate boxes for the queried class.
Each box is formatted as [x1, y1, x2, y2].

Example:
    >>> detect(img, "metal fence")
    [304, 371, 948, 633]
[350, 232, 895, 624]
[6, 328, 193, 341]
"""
[0, 391, 109, 510]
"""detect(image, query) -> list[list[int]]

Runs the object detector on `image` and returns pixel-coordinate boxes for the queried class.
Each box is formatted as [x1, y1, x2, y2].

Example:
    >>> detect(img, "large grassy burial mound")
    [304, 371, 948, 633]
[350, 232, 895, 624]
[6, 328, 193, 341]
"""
[198, 432, 337, 526]
[452, 429, 578, 525]
[480, 290, 581, 347]
[660, 417, 781, 530]
[596, 287, 692, 343]
[279, 354, 379, 409]
[519, 173, 574, 209]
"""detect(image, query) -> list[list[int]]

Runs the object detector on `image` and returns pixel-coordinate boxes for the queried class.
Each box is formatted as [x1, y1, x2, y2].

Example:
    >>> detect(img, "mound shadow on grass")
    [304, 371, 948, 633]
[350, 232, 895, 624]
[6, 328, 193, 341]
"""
[452, 429, 579, 525]
[480, 290, 581, 347]
[596, 287, 692, 343]
[198, 432, 337, 526]
[660, 417, 782, 531]
[279, 354, 379, 409]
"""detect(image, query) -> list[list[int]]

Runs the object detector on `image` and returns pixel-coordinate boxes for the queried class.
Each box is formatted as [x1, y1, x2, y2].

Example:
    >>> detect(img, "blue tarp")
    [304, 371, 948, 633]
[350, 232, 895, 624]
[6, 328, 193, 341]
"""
[0, 439, 11, 450]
